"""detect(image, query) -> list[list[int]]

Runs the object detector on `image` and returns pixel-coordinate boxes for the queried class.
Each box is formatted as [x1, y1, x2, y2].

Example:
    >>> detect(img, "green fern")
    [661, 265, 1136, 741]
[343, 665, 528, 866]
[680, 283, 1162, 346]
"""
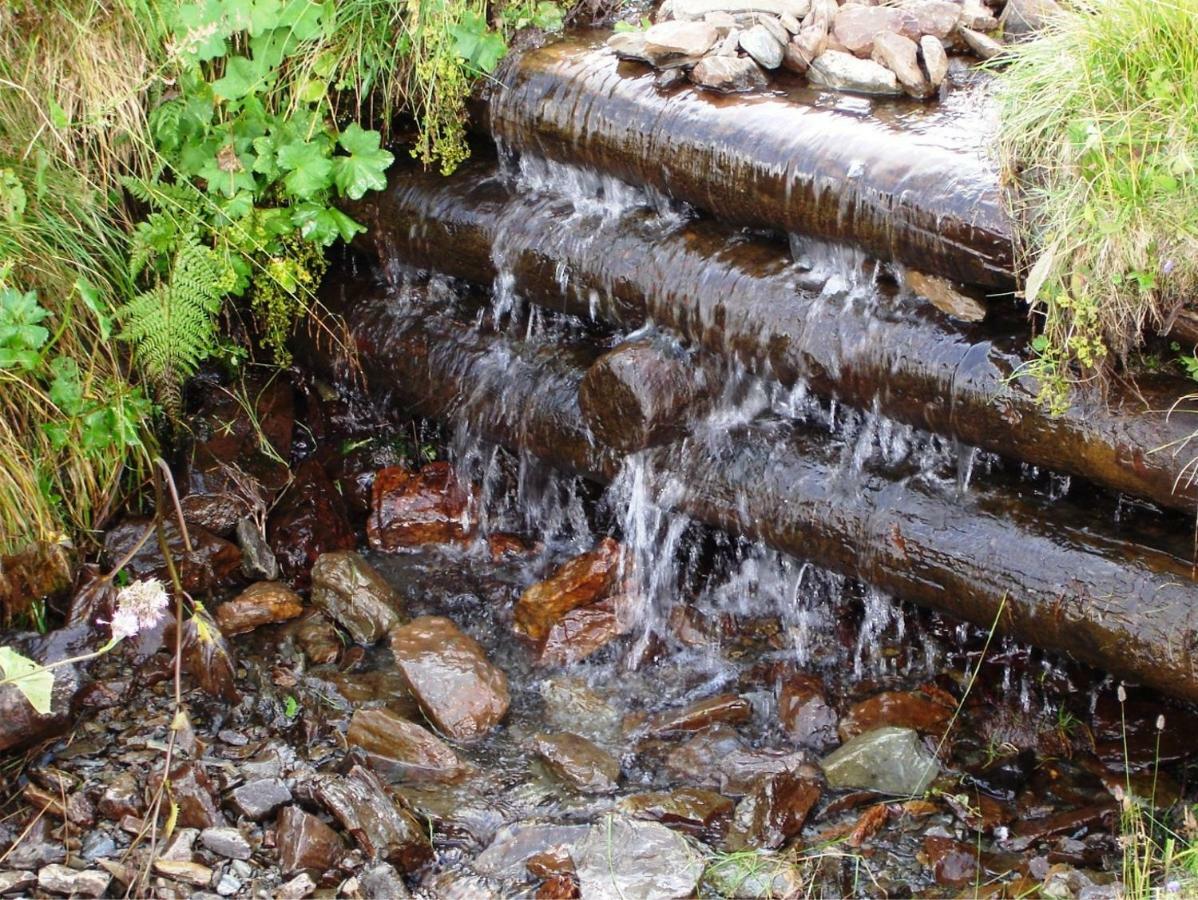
[117, 238, 235, 415]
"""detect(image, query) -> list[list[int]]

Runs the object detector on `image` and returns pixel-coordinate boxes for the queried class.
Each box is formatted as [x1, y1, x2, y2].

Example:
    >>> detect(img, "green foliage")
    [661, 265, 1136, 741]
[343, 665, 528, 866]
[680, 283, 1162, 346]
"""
[995, 0, 1198, 407]
[0, 646, 53, 714]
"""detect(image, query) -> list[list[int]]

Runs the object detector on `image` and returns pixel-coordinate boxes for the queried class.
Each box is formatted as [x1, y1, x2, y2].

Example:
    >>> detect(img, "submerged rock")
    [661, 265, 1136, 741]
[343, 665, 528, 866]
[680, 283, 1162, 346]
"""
[607, 31, 652, 63]
[315, 765, 433, 869]
[618, 788, 734, 842]
[311, 551, 403, 644]
[368, 463, 475, 551]
[474, 823, 589, 880]
[839, 689, 955, 741]
[515, 537, 622, 641]
[778, 673, 838, 751]
[727, 770, 821, 849]
[808, 49, 901, 94]
[906, 270, 987, 322]
[216, 581, 303, 636]
[689, 55, 769, 92]
[277, 806, 344, 874]
[821, 726, 939, 795]
[348, 707, 464, 782]
[530, 732, 621, 794]
[645, 693, 753, 737]
[389, 616, 510, 742]
[665, 724, 809, 795]
[573, 815, 704, 900]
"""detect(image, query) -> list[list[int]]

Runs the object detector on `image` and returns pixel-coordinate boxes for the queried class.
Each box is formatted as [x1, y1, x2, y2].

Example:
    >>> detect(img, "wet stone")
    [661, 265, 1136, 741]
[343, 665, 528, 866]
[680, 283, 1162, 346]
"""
[539, 677, 622, 744]
[739, 24, 785, 68]
[920, 34, 948, 88]
[216, 581, 303, 636]
[348, 707, 464, 782]
[389, 616, 510, 742]
[906, 270, 987, 322]
[778, 673, 838, 751]
[277, 806, 344, 874]
[515, 537, 622, 641]
[573, 815, 704, 900]
[315, 764, 433, 869]
[311, 551, 403, 644]
[103, 518, 241, 596]
[236, 517, 279, 581]
[536, 597, 628, 668]
[606, 31, 651, 62]
[665, 724, 809, 796]
[200, 826, 252, 860]
[808, 49, 901, 94]
[180, 491, 250, 538]
[839, 690, 954, 741]
[294, 611, 341, 665]
[641, 21, 720, 65]
[368, 463, 474, 550]
[922, 835, 983, 887]
[474, 823, 590, 880]
[37, 865, 111, 898]
[530, 732, 621, 794]
[154, 762, 222, 829]
[872, 31, 927, 95]
[689, 55, 769, 92]
[727, 770, 822, 850]
[821, 726, 939, 796]
[229, 777, 292, 821]
[80, 831, 117, 861]
[618, 788, 734, 842]
[359, 863, 411, 898]
[98, 773, 143, 822]
[645, 693, 752, 737]
[536, 874, 580, 898]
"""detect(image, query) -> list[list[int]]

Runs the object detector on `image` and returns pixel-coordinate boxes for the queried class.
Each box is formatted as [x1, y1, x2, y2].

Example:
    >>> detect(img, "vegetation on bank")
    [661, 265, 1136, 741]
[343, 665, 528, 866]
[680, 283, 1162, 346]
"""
[0, 0, 562, 560]
[995, 0, 1198, 411]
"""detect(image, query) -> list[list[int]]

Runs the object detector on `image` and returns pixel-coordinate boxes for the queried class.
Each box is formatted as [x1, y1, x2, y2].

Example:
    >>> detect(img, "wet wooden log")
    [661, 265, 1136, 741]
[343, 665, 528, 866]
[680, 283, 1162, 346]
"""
[579, 336, 710, 452]
[350, 162, 1198, 514]
[485, 35, 1013, 288]
[307, 282, 1198, 703]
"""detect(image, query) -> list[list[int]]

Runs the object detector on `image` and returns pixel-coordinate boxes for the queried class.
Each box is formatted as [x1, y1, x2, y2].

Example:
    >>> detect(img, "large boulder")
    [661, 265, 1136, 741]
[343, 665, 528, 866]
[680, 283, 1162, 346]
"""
[808, 49, 901, 94]
[389, 616, 510, 742]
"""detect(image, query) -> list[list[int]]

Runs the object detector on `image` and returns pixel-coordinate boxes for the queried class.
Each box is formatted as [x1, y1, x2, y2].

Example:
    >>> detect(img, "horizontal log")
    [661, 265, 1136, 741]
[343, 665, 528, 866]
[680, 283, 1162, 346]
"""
[310, 279, 1198, 703]
[351, 161, 1198, 513]
[485, 35, 1013, 288]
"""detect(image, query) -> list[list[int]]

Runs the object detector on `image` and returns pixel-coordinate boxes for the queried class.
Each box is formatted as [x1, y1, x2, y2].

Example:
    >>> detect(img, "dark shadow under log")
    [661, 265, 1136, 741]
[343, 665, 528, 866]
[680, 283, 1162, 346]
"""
[485, 34, 1013, 288]
[351, 161, 1198, 514]
[309, 280, 1198, 703]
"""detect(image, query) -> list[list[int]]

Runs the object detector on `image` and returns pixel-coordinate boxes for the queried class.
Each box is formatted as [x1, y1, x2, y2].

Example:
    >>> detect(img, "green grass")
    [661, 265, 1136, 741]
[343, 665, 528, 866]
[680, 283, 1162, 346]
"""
[994, 0, 1198, 410]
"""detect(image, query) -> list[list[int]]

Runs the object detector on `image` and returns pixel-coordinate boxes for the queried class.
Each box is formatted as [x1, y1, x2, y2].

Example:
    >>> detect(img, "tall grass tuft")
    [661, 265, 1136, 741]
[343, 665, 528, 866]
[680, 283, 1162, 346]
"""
[994, 0, 1198, 409]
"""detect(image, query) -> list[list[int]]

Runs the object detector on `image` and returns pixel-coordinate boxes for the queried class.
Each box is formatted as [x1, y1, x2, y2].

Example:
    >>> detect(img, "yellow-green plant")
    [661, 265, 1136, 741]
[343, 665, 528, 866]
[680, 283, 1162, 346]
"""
[995, 0, 1198, 410]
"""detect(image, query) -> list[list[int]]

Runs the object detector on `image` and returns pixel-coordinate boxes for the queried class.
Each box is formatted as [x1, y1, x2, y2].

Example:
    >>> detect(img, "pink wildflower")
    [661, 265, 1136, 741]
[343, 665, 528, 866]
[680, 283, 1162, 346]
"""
[110, 578, 169, 641]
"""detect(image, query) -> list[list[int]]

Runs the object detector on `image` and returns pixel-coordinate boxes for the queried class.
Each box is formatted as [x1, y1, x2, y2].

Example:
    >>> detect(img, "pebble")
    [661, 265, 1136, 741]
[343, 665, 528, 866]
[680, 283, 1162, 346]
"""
[216, 872, 243, 896]
[229, 777, 292, 821]
[80, 831, 117, 861]
[278, 872, 318, 899]
[201, 826, 253, 860]
[37, 865, 111, 898]
[739, 24, 786, 69]
[0, 872, 36, 896]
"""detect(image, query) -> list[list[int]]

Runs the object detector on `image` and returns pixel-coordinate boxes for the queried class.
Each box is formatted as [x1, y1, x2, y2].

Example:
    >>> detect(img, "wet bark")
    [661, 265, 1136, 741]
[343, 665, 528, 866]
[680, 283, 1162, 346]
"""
[351, 162, 1198, 514]
[307, 282, 1198, 703]
[485, 35, 1013, 288]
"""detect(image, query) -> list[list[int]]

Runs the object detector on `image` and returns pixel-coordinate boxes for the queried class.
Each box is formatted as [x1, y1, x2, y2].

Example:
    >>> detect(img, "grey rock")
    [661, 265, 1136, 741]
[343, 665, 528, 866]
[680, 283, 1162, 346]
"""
[655, 67, 688, 90]
[704, 10, 738, 30]
[779, 11, 801, 33]
[820, 726, 939, 795]
[573, 815, 704, 900]
[37, 865, 111, 898]
[0, 871, 36, 896]
[229, 777, 292, 821]
[475, 822, 589, 879]
[898, 0, 961, 38]
[216, 872, 243, 897]
[959, 25, 1004, 59]
[606, 31, 651, 63]
[359, 865, 411, 899]
[311, 551, 403, 644]
[715, 29, 742, 56]
[642, 20, 720, 65]
[236, 517, 279, 580]
[833, 5, 921, 56]
[783, 26, 826, 73]
[740, 24, 786, 68]
[959, 0, 998, 31]
[808, 49, 901, 94]
[1000, 0, 1062, 37]
[690, 55, 769, 92]
[201, 826, 253, 860]
[80, 830, 117, 861]
[754, 14, 789, 44]
[704, 858, 805, 898]
[673, 0, 810, 21]
[920, 35, 948, 88]
[278, 873, 318, 900]
[872, 31, 927, 96]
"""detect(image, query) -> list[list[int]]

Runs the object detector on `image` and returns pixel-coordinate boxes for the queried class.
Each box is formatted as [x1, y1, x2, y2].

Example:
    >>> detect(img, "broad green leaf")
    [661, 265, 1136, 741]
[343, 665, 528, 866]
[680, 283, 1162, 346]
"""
[75, 277, 112, 340]
[277, 0, 331, 42]
[292, 203, 364, 245]
[277, 140, 333, 199]
[48, 356, 84, 415]
[0, 646, 54, 715]
[332, 123, 393, 199]
[173, 0, 231, 62]
[212, 55, 266, 101]
[47, 97, 69, 129]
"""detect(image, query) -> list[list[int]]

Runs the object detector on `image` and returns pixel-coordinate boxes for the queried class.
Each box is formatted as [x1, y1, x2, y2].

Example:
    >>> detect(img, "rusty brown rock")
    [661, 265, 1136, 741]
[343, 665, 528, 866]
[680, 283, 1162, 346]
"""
[311, 551, 403, 645]
[536, 596, 633, 668]
[348, 707, 464, 782]
[515, 538, 622, 641]
[151, 762, 222, 829]
[488, 532, 541, 561]
[294, 611, 341, 664]
[367, 463, 474, 550]
[315, 765, 433, 869]
[103, 518, 241, 595]
[727, 770, 822, 849]
[645, 693, 753, 737]
[389, 616, 510, 741]
[906, 270, 987, 322]
[833, 4, 921, 56]
[778, 673, 839, 751]
[216, 581, 304, 636]
[618, 788, 734, 841]
[921, 835, 983, 887]
[277, 806, 344, 874]
[839, 690, 954, 741]
[665, 725, 809, 796]
[0, 540, 73, 622]
[530, 732, 621, 794]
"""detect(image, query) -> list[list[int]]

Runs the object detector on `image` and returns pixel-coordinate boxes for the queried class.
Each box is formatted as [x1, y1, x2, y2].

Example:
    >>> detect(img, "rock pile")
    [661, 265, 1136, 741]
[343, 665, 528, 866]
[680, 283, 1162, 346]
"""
[608, 0, 1055, 96]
